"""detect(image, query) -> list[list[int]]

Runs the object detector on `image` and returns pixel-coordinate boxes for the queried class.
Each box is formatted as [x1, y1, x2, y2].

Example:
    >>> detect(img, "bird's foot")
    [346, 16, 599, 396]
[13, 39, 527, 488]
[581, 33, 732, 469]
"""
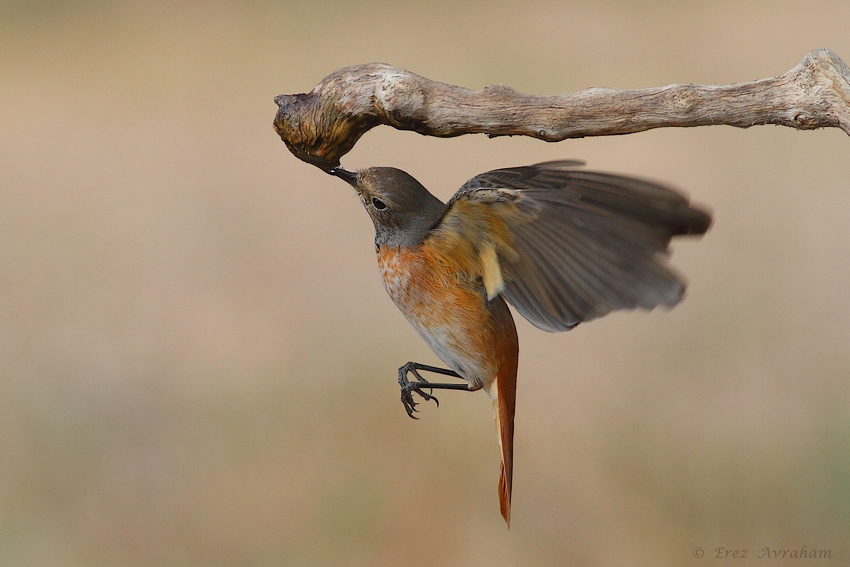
[397, 362, 471, 419]
[398, 363, 439, 419]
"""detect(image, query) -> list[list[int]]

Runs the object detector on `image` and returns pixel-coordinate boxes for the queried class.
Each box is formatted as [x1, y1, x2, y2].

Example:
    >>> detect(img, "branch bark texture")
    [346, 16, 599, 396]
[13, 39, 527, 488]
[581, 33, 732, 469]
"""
[273, 48, 850, 171]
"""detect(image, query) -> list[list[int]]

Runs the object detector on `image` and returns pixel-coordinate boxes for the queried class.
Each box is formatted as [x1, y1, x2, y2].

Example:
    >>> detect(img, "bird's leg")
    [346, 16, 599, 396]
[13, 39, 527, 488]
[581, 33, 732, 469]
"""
[398, 362, 477, 419]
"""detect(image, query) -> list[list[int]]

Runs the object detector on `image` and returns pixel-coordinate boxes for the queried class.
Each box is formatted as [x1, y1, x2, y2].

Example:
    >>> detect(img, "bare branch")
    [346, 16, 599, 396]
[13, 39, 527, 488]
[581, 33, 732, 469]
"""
[273, 48, 850, 171]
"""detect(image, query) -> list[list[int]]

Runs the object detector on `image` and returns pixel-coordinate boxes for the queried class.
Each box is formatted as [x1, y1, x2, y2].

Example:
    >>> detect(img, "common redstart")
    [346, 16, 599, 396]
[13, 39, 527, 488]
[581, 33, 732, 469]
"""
[328, 160, 711, 525]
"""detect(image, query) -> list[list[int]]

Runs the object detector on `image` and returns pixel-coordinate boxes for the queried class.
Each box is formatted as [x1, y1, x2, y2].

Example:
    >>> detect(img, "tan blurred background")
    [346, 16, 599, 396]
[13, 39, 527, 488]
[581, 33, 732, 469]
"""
[2, 0, 849, 565]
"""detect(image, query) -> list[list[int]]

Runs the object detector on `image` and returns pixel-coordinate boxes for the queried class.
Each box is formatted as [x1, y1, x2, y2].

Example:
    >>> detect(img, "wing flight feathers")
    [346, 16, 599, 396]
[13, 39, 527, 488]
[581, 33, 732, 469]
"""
[428, 161, 712, 332]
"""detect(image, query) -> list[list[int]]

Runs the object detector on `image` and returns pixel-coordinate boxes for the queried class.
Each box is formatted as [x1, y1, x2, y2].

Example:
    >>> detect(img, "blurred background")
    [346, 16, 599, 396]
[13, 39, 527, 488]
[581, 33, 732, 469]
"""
[2, 0, 849, 565]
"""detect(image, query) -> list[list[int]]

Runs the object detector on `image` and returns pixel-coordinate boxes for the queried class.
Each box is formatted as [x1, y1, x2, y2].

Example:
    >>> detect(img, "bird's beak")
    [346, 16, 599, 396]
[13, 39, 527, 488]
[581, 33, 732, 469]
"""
[328, 167, 358, 188]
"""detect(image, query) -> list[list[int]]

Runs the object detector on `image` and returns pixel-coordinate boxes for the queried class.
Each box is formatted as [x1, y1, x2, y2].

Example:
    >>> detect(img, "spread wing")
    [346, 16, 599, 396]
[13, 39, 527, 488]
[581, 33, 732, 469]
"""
[426, 161, 712, 332]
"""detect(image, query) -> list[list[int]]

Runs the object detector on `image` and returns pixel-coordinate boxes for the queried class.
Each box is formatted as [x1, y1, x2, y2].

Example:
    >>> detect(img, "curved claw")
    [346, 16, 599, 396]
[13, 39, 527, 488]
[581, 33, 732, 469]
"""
[422, 392, 439, 408]
[412, 385, 440, 407]
[401, 390, 420, 419]
[401, 376, 434, 417]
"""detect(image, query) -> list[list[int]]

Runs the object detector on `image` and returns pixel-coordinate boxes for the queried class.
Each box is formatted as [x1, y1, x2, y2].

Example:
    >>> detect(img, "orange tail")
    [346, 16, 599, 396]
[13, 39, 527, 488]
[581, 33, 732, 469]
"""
[491, 357, 518, 527]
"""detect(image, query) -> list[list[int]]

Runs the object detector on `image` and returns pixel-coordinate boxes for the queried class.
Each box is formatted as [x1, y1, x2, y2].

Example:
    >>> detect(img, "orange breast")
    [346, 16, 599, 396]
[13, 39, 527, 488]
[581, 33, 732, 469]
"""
[377, 244, 515, 390]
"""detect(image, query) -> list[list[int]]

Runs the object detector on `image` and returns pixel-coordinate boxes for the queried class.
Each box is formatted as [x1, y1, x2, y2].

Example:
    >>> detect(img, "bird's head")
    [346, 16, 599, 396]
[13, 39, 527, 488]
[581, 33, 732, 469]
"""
[329, 166, 445, 248]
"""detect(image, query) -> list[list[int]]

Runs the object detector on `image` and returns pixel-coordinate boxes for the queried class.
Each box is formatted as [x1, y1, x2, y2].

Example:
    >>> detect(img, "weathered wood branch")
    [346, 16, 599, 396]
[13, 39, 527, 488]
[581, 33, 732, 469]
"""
[273, 48, 850, 171]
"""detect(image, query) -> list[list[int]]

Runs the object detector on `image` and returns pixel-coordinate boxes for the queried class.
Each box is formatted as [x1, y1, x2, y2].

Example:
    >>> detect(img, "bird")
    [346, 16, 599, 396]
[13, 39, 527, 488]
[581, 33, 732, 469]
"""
[327, 160, 712, 526]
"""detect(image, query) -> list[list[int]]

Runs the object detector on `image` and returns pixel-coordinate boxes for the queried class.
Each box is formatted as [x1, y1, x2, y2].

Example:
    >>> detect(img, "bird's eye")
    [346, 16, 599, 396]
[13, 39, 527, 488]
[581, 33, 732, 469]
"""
[371, 198, 387, 210]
